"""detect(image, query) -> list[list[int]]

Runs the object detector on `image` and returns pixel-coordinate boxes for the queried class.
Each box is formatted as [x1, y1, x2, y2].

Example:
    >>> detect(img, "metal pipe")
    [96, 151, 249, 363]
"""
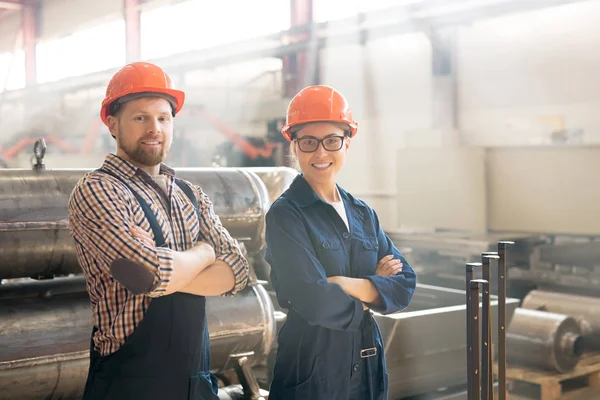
[0, 351, 89, 400]
[0, 167, 270, 280]
[240, 167, 298, 281]
[0, 275, 86, 300]
[481, 254, 498, 400]
[465, 262, 481, 400]
[0, 351, 261, 400]
[245, 167, 298, 207]
[496, 241, 513, 400]
[521, 290, 600, 351]
[506, 308, 583, 373]
[0, 283, 275, 398]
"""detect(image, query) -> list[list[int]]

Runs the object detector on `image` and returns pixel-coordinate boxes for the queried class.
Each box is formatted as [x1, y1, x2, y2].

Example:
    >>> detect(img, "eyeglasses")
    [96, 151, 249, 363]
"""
[294, 135, 345, 153]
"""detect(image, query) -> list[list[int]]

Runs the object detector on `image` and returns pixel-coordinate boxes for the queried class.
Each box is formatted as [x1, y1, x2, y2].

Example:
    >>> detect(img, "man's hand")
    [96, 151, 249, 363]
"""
[131, 226, 154, 247]
[124, 226, 217, 295]
[375, 255, 403, 276]
[194, 241, 216, 266]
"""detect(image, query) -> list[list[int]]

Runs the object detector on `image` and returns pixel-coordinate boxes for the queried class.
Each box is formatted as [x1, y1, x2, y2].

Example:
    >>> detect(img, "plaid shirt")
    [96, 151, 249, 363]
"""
[68, 154, 249, 356]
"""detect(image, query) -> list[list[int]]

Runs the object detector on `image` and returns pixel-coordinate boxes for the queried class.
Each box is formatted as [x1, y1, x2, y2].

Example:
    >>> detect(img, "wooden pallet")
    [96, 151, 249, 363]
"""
[506, 353, 600, 399]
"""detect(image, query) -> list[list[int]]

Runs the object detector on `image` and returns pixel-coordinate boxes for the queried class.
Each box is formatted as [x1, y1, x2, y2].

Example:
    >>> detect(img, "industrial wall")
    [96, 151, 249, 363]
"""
[320, 0, 600, 229]
[1, 0, 599, 232]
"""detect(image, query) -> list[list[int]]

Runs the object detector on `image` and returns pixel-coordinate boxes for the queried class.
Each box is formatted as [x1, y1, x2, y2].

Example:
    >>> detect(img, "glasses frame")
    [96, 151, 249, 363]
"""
[294, 134, 346, 153]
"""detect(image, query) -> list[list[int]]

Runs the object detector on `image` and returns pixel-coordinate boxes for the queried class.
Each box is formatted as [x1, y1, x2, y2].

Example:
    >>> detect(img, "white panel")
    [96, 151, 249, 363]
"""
[0, 12, 21, 52]
[457, 1, 600, 146]
[488, 146, 600, 235]
[395, 147, 487, 232]
[321, 32, 433, 221]
[41, 0, 123, 39]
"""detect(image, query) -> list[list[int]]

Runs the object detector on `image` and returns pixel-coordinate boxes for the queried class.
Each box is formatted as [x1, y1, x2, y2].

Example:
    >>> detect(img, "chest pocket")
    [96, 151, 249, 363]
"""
[177, 201, 201, 244]
[315, 237, 345, 276]
[355, 236, 380, 276]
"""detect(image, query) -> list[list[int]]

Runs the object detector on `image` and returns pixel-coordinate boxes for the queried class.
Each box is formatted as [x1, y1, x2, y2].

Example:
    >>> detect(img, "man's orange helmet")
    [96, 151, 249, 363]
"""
[281, 85, 358, 141]
[100, 62, 185, 126]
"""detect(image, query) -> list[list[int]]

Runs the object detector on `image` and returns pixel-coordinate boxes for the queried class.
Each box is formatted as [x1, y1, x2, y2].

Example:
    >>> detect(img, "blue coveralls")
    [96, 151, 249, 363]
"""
[265, 175, 417, 400]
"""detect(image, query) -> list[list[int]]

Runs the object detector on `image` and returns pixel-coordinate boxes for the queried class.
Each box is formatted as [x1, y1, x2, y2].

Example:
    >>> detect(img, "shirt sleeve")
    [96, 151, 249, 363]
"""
[364, 208, 417, 315]
[193, 185, 249, 296]
[265, 203, 364, 331]
[68, 177, 174, 297]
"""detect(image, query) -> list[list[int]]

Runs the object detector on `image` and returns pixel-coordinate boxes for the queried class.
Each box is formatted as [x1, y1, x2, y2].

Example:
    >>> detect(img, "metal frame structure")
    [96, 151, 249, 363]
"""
[1, 0, 591, 103]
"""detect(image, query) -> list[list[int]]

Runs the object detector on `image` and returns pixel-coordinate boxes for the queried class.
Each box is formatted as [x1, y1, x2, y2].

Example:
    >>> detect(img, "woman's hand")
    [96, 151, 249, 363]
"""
[375, 255, 403, 276]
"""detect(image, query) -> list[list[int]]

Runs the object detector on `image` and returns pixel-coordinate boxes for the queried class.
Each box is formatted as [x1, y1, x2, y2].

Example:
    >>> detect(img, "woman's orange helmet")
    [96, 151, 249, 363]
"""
[281, 85, 358, 141]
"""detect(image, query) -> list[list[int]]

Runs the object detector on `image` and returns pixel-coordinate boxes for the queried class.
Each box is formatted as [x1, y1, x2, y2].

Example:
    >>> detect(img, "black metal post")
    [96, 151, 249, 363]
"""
[470, 279, 487, 400]
[481, 253, 499, 400]
[466, 262, 481, 400]
[497, 241, 514, 400]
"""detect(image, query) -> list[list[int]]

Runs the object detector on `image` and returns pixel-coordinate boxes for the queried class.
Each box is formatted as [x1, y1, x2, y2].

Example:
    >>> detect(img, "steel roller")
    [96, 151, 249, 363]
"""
[0, 281, 274, 399]
[235, 167, 298, 281]
[0, 167, 269, 280]
[522, 289, 600, 351]
[244, 167, 298, 207]
[506, 308, 583, 373]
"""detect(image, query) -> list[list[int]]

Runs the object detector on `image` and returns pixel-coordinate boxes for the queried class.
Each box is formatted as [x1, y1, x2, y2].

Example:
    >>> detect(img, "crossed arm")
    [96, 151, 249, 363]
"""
[131, 226, 238, 296]
[68, 177, 248, 299]
[327, 254, 403, 310]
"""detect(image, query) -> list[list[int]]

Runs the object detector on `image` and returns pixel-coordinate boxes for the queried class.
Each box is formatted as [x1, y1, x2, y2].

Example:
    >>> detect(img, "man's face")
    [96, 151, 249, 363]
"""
[108, 97, 174, 170]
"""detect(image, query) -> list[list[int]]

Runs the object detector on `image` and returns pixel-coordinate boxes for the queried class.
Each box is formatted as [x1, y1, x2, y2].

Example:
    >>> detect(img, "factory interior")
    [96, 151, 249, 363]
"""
[2, 0, 600, 399]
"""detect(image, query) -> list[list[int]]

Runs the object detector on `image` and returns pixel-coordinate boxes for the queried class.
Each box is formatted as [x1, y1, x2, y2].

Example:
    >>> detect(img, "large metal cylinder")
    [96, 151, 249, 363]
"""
[245, 167, 298, 207]
[0, 168, 269, 280]
[0, 281, 274, 399]
[507, 308, 583, 373]
[522, 289, 600, 351]
[235, 167, 297, 282]
[0, 275, 87, 300]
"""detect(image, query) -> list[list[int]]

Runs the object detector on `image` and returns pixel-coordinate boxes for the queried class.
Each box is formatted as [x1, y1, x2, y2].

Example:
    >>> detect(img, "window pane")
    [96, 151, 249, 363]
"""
[37, 19, 126, 83]
[141, 0, 290, 60]
[0, 50, 25, 92]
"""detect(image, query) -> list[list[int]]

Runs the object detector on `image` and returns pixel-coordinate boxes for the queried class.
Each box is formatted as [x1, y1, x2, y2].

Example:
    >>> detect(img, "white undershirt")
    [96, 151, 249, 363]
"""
[151, 175, 168, 193]
[327, 188, 349, 231]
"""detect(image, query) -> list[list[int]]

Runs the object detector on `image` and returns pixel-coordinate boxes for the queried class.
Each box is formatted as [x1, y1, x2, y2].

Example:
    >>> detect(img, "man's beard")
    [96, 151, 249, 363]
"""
[117, 135, 168, 167]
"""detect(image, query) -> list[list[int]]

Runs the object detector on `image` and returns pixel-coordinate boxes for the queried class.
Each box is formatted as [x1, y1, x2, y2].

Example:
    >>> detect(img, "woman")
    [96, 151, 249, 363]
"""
[264, 85, 417, 400]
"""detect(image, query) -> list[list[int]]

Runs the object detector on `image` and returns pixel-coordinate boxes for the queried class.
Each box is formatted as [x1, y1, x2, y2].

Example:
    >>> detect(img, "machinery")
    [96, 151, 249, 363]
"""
[0, 139, 527, 400]
[0, 142, 280, 399]
[386, 229, 600, 300]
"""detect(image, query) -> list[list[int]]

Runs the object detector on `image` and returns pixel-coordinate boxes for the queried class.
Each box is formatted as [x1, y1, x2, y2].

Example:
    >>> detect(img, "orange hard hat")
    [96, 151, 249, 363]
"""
[281, 85, 358, 141]
[100, 62, 185, 126]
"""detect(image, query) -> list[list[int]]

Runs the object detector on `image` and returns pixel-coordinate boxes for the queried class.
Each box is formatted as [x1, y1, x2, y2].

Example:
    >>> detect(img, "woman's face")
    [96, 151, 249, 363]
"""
[293, 122, 350, 185]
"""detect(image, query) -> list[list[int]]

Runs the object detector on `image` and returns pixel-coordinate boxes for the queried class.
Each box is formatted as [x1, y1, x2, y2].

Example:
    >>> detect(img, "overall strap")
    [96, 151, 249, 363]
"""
[96, 168, 166, 247]
[174, 178, 200, 221]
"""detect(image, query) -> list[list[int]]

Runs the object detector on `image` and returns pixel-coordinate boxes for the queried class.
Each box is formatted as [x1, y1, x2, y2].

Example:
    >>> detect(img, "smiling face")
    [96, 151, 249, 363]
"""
[293, 122, 350, 186]
[107, 96, 174, 173]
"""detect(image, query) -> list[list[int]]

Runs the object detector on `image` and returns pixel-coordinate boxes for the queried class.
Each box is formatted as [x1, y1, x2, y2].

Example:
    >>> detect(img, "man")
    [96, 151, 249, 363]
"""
[68, 61, 249, 400]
